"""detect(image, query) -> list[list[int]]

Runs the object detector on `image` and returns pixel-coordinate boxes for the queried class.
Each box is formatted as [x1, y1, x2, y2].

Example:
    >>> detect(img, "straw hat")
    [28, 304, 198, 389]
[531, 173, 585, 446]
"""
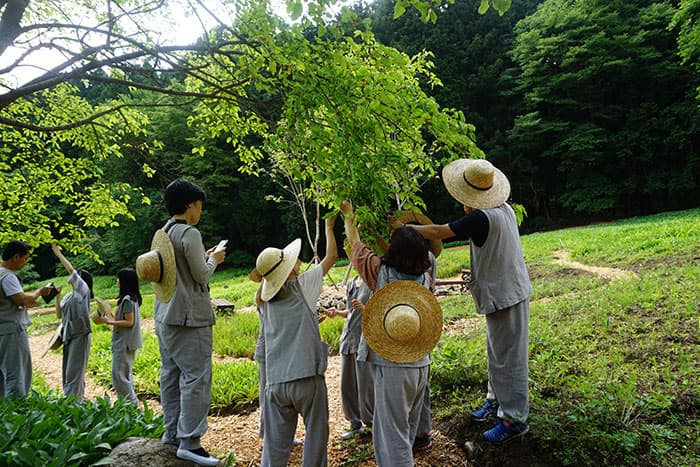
[91, 297, 112, 324]
[135, 229, 176, 303]
[41, 323, 63, 358]
[362, 280, 442, 363]
[397, 210, 443, 257]
[442, 159, 510, 209]
[252, 238, 302, 302]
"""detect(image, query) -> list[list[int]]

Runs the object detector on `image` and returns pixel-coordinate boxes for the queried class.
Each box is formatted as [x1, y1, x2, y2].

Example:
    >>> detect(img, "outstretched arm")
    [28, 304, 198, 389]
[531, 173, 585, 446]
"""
[51, 245, 75, 275]
[320, 214, 339, 275]
[340, 200, 361, 246]
[388, 216, 455, 240]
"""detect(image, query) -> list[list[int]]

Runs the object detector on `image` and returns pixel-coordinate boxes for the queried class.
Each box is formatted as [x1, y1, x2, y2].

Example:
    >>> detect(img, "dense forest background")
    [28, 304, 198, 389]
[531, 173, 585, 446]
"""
[10, 0, 700, 279]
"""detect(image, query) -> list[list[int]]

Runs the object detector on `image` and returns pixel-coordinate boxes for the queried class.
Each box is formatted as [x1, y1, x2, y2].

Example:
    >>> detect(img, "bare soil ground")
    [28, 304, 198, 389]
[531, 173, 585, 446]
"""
[27, 248, 633, 466]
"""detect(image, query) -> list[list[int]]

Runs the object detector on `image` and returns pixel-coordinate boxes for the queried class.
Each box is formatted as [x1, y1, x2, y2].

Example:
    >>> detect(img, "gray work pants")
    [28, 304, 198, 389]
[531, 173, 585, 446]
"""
[0, 330, 31, 397]
[112, 347, 138, 404]
[339, 352, 374, 429]
[485, 299, 530, 422]
[63, 333, 90, 399]
[372, 364, 428, 467]
[156, 322, 213, 450]
[261, 375, 328, 467]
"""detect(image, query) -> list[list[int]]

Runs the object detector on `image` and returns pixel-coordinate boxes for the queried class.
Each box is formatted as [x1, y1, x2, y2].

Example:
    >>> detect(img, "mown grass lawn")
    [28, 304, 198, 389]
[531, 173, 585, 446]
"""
[18, 207, 700, 466]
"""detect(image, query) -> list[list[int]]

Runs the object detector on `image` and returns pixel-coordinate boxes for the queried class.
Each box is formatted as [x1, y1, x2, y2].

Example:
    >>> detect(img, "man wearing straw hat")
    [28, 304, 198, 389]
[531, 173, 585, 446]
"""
[341, 201, 442, 467]
[391, 158, 532, 444]
[251, 215, 338, 467]
[138, 179, 226, 467]
[0, 241, 54, 397]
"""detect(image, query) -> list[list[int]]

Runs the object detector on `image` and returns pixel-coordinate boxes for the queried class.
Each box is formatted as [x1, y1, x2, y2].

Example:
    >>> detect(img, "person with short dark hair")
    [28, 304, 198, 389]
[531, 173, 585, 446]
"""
[98, 268, 142, 404]
[154, 179, 225, 467]
[0, 241, 53, 397]
[52, 245, 94, 399]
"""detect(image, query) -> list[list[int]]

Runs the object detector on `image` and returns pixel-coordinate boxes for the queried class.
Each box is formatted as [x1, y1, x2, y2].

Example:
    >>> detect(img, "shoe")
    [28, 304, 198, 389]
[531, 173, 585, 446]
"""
[161, 433, 179, 447]
[176, 447, 220, 466]
[471, 399, 498, 422]
[412, 433, 432, 451]
[341, 427, 364, 440]
[293, 438, 302, 446]
[482, 419, 529, 444]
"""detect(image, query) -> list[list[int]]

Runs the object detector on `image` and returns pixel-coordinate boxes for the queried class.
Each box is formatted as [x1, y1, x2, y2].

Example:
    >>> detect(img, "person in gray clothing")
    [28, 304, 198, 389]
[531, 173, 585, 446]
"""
[99, 268, 142, 404]
[341, 200, 435, 467]
[0, 241, 53, 397]
[392, 159, 532, 444]
[252, 215, 338, 467]
[326, 275, 374, 440]
[52, 245, 94, 400]
[152, 179, 226, 467]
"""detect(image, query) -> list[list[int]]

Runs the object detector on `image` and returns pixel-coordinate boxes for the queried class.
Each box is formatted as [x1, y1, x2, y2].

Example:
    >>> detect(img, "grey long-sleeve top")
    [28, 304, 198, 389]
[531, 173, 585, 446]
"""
[154, 219, 218, 327]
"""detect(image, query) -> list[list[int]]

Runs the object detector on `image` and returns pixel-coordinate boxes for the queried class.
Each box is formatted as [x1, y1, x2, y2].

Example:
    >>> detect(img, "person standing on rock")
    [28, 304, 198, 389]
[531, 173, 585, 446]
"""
[251, 214, 338, 467]
[390, 159, 532, 444]
[0, 241, 53, 397]
[140, 179, 226, 467]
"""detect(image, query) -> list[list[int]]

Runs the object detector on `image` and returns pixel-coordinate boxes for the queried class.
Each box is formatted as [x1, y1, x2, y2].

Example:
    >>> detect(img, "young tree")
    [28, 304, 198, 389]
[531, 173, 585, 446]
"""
[188, 2, 483, 243]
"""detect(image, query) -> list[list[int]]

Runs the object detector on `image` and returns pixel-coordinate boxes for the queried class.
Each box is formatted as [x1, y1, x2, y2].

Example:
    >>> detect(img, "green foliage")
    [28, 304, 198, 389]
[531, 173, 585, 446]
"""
[507, 0, 700, 218]
[393, 0, 511, 23]
[211, 360, 259, 413]
[188, 0, 483, 241]
[320, 314, 345, 353]
[0, 391, 162, 467]
[672, 0, 700, 100]
[0, 83, 153, 261]
[213, 313, 260, 359]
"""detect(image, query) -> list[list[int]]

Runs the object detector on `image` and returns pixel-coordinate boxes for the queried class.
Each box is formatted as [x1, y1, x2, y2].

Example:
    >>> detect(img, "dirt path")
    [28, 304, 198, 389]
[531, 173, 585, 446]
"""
[29, 318, 470, 466]
[553, 250, 637, 281]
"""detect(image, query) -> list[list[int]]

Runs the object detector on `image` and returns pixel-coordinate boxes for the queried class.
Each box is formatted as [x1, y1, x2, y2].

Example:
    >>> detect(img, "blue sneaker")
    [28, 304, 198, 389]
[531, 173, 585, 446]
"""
[482, 419, 529, 444]
[470, 399, 498, 422]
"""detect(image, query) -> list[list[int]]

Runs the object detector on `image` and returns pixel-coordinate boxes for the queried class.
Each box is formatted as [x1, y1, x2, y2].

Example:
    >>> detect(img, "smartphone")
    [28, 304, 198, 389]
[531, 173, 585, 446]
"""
[43, 283, 58, 304]
[215, 239, 228, 252]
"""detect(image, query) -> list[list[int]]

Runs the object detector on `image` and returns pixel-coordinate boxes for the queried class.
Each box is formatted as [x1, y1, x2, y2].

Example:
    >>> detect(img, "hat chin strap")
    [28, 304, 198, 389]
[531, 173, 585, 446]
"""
[262, 251, 285, 277]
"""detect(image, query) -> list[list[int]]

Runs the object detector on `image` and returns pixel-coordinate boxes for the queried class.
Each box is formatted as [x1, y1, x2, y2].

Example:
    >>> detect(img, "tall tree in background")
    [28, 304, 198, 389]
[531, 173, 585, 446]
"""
[506, 0, 700, 222]
[673, 0, 700, 101]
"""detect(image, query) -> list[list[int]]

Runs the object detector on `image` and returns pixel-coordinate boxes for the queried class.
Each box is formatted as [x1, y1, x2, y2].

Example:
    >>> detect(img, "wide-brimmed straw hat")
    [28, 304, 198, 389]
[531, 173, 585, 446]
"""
[362, 280, 442, 363]
[135, 229, 176, 303]
[397, 210, 443, 258]
[442, 159, 510, 209]
[41, 323, 63, 358]
[251, 238, 302, 302]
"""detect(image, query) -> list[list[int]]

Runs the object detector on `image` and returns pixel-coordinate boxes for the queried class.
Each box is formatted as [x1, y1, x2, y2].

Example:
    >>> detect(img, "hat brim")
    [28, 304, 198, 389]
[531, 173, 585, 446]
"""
[149, 229, 177, 303]
[260, 238, 302, 302]
[442, 159, 510, 209]
[41, 323, 63, 357]
[362, 280, 442, 363]
[397, 211, 443, 258]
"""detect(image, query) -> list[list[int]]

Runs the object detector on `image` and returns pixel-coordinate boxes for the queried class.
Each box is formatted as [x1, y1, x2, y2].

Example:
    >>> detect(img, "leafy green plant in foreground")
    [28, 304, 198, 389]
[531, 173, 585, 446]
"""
[0, 391, 162, 467]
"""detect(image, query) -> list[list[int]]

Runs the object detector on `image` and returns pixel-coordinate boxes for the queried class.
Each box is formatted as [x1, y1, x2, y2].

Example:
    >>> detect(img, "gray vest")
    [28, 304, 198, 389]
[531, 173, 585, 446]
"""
[112, 296, 142, 351]
[262, 278, 328, 385]
[154, 220, 215, 327]
[0, 268, 29, 335]
[469, 204, 532, 315]
[357, 265, 430, 368]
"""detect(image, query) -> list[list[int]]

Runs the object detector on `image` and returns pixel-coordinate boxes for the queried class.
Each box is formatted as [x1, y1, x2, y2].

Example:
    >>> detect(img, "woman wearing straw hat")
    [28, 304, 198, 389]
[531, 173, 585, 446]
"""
[340, 200, 442, 467]
[390, 158, 532, 444]
[51, 244, 94, 400]
[148, 179, 226, 467]
[251, 215, 338, 467]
